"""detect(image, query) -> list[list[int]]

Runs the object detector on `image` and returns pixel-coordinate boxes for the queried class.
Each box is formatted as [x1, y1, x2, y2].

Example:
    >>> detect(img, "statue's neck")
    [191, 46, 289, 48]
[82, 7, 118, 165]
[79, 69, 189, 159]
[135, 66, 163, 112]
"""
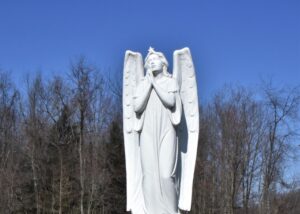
[155, 71, 164, 79]
[152, 69, 164, 78]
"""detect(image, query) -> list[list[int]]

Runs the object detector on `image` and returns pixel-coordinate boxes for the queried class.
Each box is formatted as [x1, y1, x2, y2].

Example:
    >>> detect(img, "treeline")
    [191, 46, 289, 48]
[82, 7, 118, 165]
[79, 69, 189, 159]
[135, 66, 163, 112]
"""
[0, 58, 299, 214]
[190, 85, 300, 214]
[0, 58, 125, 214]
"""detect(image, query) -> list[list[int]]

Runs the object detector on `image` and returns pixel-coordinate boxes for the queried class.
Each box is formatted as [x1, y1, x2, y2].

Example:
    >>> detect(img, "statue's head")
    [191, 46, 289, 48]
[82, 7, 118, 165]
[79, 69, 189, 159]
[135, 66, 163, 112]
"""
[144, 47, 169, 76]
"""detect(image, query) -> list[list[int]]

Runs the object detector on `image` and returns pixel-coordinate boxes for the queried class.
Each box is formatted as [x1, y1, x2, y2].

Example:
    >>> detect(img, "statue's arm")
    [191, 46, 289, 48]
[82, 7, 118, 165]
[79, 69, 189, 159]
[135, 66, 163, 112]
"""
[133, 78, 152, 113]
[152, 79, 176, 108]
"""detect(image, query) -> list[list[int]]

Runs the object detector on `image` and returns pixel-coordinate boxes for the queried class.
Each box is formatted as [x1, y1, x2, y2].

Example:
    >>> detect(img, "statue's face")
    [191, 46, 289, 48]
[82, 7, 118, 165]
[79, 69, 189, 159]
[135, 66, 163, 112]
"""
[147, 54, 164, 72]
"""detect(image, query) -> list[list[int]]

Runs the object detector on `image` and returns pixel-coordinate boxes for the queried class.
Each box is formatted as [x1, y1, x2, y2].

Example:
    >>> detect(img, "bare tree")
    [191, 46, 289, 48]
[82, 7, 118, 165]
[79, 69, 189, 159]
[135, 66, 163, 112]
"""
[260, 84, 300, 214]
[23, 74, 49, 214]
[40, 76, 75, 214]
[0, 72, 20, 213]
[69, 56, 112, 213]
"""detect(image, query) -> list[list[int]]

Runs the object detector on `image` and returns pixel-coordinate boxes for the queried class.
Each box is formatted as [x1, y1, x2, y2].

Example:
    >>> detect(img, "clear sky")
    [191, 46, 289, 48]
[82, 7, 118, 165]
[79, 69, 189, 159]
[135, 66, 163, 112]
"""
[0, 0, 299, 177]
[0, 0, 299, 100]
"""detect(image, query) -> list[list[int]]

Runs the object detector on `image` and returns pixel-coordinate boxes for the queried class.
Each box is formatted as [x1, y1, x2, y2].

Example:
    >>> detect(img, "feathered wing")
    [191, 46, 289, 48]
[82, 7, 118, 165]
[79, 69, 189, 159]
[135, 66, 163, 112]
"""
[173, 47, 199, 211]
[123, 51, 145, 213]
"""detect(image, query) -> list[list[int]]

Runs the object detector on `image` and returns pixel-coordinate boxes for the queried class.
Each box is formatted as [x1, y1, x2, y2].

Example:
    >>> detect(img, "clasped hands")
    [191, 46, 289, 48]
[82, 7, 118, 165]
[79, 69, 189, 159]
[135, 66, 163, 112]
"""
[146, 70, 156, 87]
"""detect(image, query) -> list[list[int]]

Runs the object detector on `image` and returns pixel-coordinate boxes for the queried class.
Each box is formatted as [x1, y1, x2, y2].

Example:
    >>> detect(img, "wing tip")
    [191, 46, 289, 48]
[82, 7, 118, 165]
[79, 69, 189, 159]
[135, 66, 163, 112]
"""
[124, 50, 143, 69]
[125, 50, 142, 57]
[125, 50, 134, 56]
[174, 47, 191, 56]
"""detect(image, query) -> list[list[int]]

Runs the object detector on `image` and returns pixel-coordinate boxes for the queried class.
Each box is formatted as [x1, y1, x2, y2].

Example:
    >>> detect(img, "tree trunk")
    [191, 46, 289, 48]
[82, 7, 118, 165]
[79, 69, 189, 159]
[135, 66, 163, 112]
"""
[31, 143, 40, 214]
[59, 149, 63, 214]
[79, 111, 84, 214]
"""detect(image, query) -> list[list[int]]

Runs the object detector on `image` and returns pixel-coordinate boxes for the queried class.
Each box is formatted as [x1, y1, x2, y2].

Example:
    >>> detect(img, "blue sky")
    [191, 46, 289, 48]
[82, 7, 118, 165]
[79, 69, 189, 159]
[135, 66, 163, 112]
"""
[0, 0, 299, 100]
[0, 0, 299, 177]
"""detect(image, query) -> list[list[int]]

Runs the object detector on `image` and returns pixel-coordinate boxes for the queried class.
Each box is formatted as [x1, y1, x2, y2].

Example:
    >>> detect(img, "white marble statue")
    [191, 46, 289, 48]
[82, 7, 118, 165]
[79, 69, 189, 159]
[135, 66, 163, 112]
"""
[123, 47, 199, 214]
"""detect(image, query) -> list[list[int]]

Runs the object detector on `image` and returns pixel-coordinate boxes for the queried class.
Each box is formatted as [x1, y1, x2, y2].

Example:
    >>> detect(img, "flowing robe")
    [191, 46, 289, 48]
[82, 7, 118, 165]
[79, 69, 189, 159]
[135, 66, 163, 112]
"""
[134, 74, 182, 214]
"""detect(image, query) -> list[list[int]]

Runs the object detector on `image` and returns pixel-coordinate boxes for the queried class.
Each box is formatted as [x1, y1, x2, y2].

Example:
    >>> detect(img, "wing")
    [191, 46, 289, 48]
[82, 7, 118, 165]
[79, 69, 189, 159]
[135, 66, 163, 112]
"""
[123, 50, 145, 212]
[173, 47, 199, 211]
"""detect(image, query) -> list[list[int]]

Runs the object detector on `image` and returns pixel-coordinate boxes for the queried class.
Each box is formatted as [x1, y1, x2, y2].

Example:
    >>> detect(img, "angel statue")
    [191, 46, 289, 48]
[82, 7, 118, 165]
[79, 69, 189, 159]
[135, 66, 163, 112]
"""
[123, 47, 199, 214]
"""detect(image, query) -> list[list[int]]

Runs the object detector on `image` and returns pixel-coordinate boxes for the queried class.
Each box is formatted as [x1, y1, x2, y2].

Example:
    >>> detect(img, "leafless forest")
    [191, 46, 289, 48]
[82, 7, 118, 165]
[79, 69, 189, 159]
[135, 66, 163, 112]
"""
[0, 57, 299, 214]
